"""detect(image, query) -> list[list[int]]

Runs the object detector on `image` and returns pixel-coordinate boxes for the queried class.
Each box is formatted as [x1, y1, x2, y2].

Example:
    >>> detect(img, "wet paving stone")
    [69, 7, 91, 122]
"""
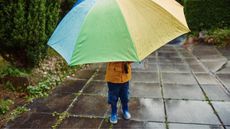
[69, 95, 108, 117]
[101, 119, 145, 129]
[158, 57, 185, 64]
[130, 82, 161, 98]
[128, 98, 165, 121]
[28, 93, 75, 113]
[6, 112, 57, 129]
[184, 57, 200, 65]
[191, 45, 220, 59]
[52, 79, 87, 94]
[132, 61, 146, 69]
[148, 57, 158, 64]
[98, 63, 107, 71]
[163, 84, 204, 100]
[194, 73, 220, 85]
[202, 59, 228, 73]
[189, 64, 209, 73]
[145, 122, 166, 129]
[161, 73, 197, 85]
[166, 100, 220, 124]
[179, 51, 194, 58]
[158, 51, 179, 58]
[217, 62, 230, 74]
[93, 71, 106, 81]
[132, 62, 158, 72]
[148, 52, 157, 58]
[58, 117, 102, 129]
[218, 46, 230, 60]
[75, 69, 96, 80]
[217, 74, 230, 92]
[158, 46, 176, 52]
[168, 123, 224, 129]
[83, 80, 107, 96]
[145, 63, 158, 72]
[202, 85, 230, 101]
[159, 64, 190, 73]
[132, 72, 159, 83]
[212, 101, 230, 126]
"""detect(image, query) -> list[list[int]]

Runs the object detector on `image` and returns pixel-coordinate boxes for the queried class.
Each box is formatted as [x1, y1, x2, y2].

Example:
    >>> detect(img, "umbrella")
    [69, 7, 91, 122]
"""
[48, 0, 190, 66]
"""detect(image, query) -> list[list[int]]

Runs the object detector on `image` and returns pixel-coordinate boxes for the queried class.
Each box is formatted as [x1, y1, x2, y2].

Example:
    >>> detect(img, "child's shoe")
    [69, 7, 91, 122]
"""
[110, 113, 118, 124]
[110, 104, 118, 124]
[123, 110, 131, 120]
[122, 103, 131, 120]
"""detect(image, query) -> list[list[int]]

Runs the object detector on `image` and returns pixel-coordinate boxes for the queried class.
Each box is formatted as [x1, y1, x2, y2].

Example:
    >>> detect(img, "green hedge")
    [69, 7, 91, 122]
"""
[183, 0, 230, 31]
[0, 0, 61, 68]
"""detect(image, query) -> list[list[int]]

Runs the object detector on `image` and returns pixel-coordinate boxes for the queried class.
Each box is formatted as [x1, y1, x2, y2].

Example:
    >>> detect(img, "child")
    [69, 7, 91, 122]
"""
[105, 62, 132, 124]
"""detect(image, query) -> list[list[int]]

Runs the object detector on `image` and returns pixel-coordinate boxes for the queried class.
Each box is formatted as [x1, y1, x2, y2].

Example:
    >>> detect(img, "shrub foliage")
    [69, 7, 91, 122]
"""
[183, 0, 230, 31]
[0, 0, 61, 68]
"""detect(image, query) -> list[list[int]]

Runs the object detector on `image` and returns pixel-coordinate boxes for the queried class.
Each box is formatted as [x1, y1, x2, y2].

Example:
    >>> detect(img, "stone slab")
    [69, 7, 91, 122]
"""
[83, 81, 107, 96]
[163, 84, 204, 100]
[217, 62, 230, 74]
[58, 117, 102, 129]
[69, 95, 108, 117]
[158, 57, 185, 64]
[101, 119, 145, 129]
[158, 51, 179, 58]
[218, 46, 230, 60]
[179, 51, 194, 58]
[132, 62, 158, 72]
[212, 101, 230, 126]
[132, 61, 146, 70]
[159, 64, 190, 73]
[161, 73, 197, 85]
[144, 63, 158, 72]
[52, 79, 87, 94]
[148, 52, 157, 58]
[128, 98, 165, 121]
[147, 57, 158, 64]
[202, 85, 230, 101]
[130, 82, 161, 98]
[202, 59, 228, 73]
[189, 64, 209, 73]
[28, 93, 75, 113]
[93, 71, 106, 81]
[184, 58, 200, 65]
[158, 46, 176, 52]
[5, 112, 57, 129]
[194, 73, 220, 85]
[75, 70, 96, 80]
[168, 123, 224, 129]
[217, 74, 230, 92]
[132, 72, 159, 83]
[145, 122, 166, 129]
[166, 100, 220, 124]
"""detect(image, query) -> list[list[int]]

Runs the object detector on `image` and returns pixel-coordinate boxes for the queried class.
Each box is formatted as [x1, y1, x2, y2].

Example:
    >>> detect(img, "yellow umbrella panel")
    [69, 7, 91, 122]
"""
[117, 0, 190, 60]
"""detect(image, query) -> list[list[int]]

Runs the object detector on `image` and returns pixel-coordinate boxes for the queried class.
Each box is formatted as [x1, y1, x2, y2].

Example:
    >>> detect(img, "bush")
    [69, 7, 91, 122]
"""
[0, 99, 14, 115]
[61, 0, 76, 16]
[207, 28, 230, 47]
[0, 0, 61, 68]
[183, 0, 230, 31]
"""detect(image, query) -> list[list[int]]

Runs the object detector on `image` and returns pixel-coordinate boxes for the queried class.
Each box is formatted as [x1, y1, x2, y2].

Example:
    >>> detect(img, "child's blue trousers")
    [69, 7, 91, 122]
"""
[107, 81, 129, 106]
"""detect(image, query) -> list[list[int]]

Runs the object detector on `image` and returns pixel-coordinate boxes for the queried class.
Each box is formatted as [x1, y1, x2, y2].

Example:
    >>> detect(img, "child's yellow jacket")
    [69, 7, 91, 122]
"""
[105, 62, 132, 83]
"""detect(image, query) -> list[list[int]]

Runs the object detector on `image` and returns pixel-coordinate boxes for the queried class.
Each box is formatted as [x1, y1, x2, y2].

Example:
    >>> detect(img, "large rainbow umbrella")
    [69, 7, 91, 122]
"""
[48, 0, 190, 66]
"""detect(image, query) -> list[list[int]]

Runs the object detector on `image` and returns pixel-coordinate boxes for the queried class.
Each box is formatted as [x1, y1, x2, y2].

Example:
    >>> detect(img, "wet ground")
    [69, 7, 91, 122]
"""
[4, 44, 230, 129]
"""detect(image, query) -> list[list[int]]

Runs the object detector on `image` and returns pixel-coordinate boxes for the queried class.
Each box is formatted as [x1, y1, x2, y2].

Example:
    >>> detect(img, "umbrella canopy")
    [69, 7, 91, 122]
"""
[48, 0, 190, 66]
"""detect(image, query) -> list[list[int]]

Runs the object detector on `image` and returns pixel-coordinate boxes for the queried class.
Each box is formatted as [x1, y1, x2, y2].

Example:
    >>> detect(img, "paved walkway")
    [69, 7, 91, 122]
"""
[4, 44, 230, 129]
